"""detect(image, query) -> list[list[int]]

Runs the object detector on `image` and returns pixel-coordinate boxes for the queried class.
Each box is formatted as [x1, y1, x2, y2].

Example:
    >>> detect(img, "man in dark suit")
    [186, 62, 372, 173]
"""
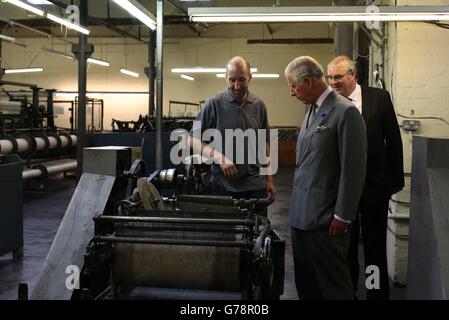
[327, 56, 404, 300]
[285, 56, 367, 299]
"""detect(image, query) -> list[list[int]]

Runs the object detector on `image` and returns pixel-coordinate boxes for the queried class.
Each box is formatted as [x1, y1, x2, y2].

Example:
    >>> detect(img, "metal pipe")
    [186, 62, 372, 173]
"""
[148, 30, 156, 116]
[94, 236, 247, 248]
[22, 159, 77, 180]
[22, 168, 42, 180]
[156, 0, 164, 171]
[335, 0, 355, 58]
[0, 38, 2, 72]
[95, 215, 248, 225]
[45, 159, 77, 175]
[76, 0, 88, 179]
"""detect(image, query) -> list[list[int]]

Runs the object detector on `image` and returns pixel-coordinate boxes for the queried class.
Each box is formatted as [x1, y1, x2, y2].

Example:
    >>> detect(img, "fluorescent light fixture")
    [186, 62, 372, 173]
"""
[5, 67, 43, 74]
[113, 0, 157, 30]
[216, 73, 279, 78]
[189, 6, 449, 23]
[47, 13, 90, 35]
[0, 34, 16, 42]
[27, 0, 52, 4]
[120, 68, 140, 78]
[87, 58, 110, 67]
[181, 74, 195, 81]
[172, 67, 258, 73]
[3, 0, 45, 16]
[41, 47, 75, 60]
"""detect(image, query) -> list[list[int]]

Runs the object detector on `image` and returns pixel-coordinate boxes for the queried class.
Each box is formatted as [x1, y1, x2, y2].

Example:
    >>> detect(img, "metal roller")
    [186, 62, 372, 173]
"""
[22, 168, 43, 180]
[0, 140, 14, 154]
[0, 100, 21, 115]
[22, 159, 77, 180]
[0, 134, 77, 154]
[112, 243, 241, 291]
[48, 136, 58, 149]
[60, 135, 69, 148]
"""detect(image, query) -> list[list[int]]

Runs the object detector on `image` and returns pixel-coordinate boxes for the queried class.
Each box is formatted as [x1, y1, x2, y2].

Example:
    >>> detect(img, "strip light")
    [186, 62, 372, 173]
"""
[87, 58, 110, 67]
[46, 13, 90, 35]
[113, 0, 157, 30]
[3, 0, 44, 16]
[181, 74, 195, 81]
[120, 68, 139, 78]
[172, 67, 258, 73]
[216, 73, 279, 78]
[5, 67, 43, 74]
[0, 34, 16, 42]
[189, 6, 449, 23]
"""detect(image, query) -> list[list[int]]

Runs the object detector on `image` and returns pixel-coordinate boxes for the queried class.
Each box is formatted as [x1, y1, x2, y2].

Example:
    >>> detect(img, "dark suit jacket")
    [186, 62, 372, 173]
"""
[361, 86, 404, 194]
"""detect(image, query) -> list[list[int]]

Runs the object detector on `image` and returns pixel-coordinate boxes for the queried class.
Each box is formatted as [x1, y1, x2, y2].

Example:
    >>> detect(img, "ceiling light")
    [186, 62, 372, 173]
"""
[216, 73, 279, 78]
[27, 0, 52, 4]
[172, 67, 258, 73]
[189, 6, 449, 23]
[0, 34, 16, 42]
[41, 47, 75, 60]
[3, 0, 45, 16]
[47, 13, 90, 35]
[120, 68, 139, 78]
[5, 67, 43, 74]
[87, 58, 110, 67]
[181, 74, 194, 81]
[113, 0, 157, 30]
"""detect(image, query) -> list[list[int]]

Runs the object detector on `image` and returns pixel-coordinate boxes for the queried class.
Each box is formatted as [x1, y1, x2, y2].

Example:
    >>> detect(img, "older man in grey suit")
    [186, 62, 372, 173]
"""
[285, 56, 367, 299]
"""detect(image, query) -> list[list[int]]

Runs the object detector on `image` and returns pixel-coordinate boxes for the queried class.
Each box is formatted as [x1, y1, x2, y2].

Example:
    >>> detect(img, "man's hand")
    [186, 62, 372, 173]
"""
[329, 218, 349, 237]
[219, 161, 239, 178]
[266, 178, 276, 202]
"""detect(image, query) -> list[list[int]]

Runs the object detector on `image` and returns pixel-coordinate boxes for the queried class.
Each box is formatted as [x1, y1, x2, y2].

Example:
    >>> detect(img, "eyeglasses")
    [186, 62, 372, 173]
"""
[326, 70, 353, 82]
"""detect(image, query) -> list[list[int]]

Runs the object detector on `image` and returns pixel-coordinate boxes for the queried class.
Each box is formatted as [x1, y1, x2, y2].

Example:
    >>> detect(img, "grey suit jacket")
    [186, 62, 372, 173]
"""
[289, 90, 367, 231]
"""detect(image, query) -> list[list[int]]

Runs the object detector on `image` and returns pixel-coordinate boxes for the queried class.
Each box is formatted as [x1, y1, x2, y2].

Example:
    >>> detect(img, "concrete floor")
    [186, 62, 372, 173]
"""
[0, 167, 405, 300]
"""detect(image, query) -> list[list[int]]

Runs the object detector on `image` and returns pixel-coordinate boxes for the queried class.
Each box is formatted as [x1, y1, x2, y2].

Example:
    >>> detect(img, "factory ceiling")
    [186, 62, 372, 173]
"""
[0, 0, 336, 41]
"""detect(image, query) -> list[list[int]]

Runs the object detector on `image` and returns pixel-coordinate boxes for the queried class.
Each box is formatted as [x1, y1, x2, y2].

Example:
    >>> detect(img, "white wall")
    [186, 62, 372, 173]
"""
[1, 30, 335, 129]
[379, 0, 449, 285]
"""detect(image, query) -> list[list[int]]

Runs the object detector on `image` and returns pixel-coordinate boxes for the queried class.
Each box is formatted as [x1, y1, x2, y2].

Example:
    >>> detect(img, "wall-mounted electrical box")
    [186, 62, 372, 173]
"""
[402, 120, 421, 132]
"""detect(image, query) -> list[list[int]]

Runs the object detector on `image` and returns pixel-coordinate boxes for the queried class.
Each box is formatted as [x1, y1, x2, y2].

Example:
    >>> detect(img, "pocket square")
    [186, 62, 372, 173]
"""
[314, 125, 329, 132]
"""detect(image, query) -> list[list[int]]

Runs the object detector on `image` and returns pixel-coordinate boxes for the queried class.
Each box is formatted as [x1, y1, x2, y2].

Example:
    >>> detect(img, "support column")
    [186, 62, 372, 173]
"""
[72, 0, 93, 179]
[145, 30, 156, 116]
[156, 0, 164, 171]
[335, 0, 355, 58]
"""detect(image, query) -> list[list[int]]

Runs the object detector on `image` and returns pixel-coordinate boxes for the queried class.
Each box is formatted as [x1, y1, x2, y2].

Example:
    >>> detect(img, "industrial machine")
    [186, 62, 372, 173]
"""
[111, 114, 195, 133]
[77, 157, 284, 300]
[30, 147, 284, 300]
[0, 80, 78, 186]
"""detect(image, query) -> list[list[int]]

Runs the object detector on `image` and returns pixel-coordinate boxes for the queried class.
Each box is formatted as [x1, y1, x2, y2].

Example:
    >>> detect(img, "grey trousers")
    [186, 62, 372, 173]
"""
[291, 226, 353, 300]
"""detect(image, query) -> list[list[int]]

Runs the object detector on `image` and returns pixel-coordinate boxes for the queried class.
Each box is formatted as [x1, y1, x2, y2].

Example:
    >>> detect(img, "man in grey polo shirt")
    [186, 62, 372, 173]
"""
[188, 56, 276, 214]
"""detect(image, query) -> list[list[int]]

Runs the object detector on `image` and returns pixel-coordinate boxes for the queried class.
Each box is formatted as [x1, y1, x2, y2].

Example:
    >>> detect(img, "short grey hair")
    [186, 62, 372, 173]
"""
[328, 55, 356, 72]
[285, 56, 324, 83]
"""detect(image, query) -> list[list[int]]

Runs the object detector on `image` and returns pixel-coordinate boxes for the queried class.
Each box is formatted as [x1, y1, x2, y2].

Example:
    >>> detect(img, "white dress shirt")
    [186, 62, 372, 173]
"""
[347, 83, 362, 114]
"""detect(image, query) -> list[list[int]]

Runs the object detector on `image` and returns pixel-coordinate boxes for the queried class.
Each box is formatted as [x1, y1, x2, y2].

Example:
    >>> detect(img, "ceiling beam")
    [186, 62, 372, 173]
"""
[247, 38, 334, 45]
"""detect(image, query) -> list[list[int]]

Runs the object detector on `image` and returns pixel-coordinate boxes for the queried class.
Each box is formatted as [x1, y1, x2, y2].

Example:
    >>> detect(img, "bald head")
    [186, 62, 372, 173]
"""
[226, 56, 251, 75]
[327, 55, 357, 97]
[225, 56, 252, 103]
